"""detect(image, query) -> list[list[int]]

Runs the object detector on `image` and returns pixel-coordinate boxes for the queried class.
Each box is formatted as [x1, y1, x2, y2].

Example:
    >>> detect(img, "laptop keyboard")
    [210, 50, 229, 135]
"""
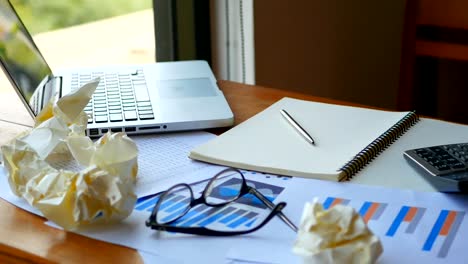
[30, 87, 42, 115]
[70, 69, 155, 124]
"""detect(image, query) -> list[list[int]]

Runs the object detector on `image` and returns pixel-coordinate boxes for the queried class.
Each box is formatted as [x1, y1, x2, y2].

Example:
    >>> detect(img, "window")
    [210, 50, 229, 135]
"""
[7, 0, 154, 68]
[11, 0, 151, 34]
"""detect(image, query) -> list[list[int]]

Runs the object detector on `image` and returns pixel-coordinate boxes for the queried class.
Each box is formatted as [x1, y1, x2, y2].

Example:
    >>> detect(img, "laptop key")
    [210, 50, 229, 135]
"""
[123, 104, 136, 108]
[87, 114, 93, 124]
[138, 110, 153, 115]
[134, 83, 150, 102]
[109, 109, 122, 115]
[95, 115, 108, 123]
[124, 110, 138, 121]
[136, 101, 151, 107]
[110, 113, 123, 122]
[137, 104, 152, 110]
[139, 114, 155, 120]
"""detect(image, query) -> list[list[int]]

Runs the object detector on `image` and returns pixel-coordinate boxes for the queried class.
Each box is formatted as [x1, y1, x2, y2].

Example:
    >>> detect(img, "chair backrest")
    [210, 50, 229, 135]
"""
[398, 0, 468, 110]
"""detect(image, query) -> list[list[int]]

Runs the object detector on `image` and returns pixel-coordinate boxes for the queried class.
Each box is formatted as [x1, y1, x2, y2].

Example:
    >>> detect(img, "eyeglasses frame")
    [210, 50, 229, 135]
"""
[145, 168, 297, 236]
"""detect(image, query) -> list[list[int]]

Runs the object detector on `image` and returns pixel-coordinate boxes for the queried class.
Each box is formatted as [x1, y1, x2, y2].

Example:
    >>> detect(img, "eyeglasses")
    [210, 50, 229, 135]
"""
[145, 168, 297, 236]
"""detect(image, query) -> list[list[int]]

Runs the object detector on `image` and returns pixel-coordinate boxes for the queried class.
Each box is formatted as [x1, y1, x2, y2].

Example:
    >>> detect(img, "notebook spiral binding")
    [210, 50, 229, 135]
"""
[339, 111, 420, 180]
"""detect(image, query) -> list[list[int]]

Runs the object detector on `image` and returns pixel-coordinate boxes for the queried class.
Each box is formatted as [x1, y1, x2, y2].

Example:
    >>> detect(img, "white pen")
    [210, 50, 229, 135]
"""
[280, 109, 315, 145]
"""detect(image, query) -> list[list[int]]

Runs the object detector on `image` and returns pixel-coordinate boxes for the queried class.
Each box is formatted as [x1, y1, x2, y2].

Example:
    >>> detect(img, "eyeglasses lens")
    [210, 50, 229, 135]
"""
[204, 169, 243, 205]
[156, 185, 192, 224]
[200, 169, 271, 232]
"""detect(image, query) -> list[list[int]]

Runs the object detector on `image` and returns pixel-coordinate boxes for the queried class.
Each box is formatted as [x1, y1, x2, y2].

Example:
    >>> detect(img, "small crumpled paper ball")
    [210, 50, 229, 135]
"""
[292, 201, 383, 264]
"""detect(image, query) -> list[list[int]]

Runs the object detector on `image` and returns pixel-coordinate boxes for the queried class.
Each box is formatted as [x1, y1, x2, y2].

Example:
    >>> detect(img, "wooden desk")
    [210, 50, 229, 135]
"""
[0, 80, 362, 263]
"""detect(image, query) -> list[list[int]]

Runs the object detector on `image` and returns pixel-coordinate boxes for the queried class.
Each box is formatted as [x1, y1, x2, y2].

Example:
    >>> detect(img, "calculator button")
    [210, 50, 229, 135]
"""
[440, 154, 450, 159]
[436, 164, 450, 171]
[431, 161, 444, 167]
[416, 149, 429, 155]
[420, 154, 433, 159]
[425, 156, 438, 163]
[430, 147, 444, 153]
[451, 163, 465, 169]
[446, 158, 457, 164]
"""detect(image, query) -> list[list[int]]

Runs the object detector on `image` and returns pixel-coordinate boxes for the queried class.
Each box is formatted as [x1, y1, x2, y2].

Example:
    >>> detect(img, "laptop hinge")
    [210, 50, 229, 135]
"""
[43, 75, 62, 106]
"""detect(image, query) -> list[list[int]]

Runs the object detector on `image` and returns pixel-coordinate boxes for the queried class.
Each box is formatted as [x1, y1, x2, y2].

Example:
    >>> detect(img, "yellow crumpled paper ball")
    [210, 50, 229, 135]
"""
[1, 79, 139, 230]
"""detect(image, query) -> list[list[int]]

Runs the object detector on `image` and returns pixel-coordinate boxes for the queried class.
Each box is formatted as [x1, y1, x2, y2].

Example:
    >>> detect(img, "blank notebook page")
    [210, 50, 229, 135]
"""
[190, 97, 411, 181]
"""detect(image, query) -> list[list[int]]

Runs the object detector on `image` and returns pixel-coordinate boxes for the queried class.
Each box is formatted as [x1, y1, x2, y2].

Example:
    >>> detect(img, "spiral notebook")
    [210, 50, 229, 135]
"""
[189, 97, 419, 181]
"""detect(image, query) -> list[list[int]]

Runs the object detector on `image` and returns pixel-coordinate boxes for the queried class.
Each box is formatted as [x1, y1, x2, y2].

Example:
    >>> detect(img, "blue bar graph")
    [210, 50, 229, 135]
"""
[181, 206, 217, 227]
[386, 206, 426, 237]
[199, 207, 235, 227]
[162, 197, 190, 212]
[423, 210, 449, 251]
[228, 212, 259, 228]
[422, 210, 465, 257]
[322, 197, 350, 210]
[220, 209, 247, 224]
[386, 206, 410, 236]
[172, 205, 208, 226]
[134, 174, 286, 231]
[135, 196, 160, 211]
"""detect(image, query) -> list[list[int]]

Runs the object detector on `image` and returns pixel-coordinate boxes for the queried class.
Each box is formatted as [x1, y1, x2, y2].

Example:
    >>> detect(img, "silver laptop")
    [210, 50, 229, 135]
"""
[0, 0, 234, 137]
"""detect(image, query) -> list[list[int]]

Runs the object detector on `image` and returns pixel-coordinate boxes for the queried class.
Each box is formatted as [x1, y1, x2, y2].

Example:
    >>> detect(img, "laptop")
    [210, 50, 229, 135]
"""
[0, 0, 234, 137]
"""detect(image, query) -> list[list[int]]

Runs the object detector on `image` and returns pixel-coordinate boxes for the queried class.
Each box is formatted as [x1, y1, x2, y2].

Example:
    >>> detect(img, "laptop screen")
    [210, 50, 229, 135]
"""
[0, 0, 52, 106]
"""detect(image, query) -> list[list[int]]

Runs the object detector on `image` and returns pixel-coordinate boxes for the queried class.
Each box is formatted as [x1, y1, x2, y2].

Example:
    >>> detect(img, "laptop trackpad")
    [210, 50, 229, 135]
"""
[158, 78, 217, 98]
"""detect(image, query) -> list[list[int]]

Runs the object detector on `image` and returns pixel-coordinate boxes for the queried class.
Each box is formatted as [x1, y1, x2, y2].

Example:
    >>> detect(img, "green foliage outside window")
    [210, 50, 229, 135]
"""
[10, 0, 152, 34]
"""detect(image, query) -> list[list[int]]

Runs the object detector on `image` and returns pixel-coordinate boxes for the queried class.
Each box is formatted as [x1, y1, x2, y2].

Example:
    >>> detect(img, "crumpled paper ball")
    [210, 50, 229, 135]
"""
[292, 201, 383, 264]
[1, 78, 138, 230]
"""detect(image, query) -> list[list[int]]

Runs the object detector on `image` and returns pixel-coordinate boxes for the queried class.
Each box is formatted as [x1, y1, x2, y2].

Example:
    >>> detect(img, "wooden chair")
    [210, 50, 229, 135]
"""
[398, 0, 468, 111]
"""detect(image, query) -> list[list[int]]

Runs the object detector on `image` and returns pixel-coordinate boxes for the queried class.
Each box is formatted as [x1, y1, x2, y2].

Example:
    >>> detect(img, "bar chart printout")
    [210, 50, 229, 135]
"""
[319, 196, 466, 260]
[135, 172, 288, 232]
[220, 177, 468, 263]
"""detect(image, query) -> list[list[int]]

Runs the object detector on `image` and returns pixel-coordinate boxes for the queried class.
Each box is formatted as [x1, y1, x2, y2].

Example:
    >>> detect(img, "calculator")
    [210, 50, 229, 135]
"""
[403, 143, 468, 193]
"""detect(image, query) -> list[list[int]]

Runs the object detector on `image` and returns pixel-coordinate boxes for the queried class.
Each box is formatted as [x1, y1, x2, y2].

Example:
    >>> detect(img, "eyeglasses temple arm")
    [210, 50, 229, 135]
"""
[250, 188, 298, 232]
